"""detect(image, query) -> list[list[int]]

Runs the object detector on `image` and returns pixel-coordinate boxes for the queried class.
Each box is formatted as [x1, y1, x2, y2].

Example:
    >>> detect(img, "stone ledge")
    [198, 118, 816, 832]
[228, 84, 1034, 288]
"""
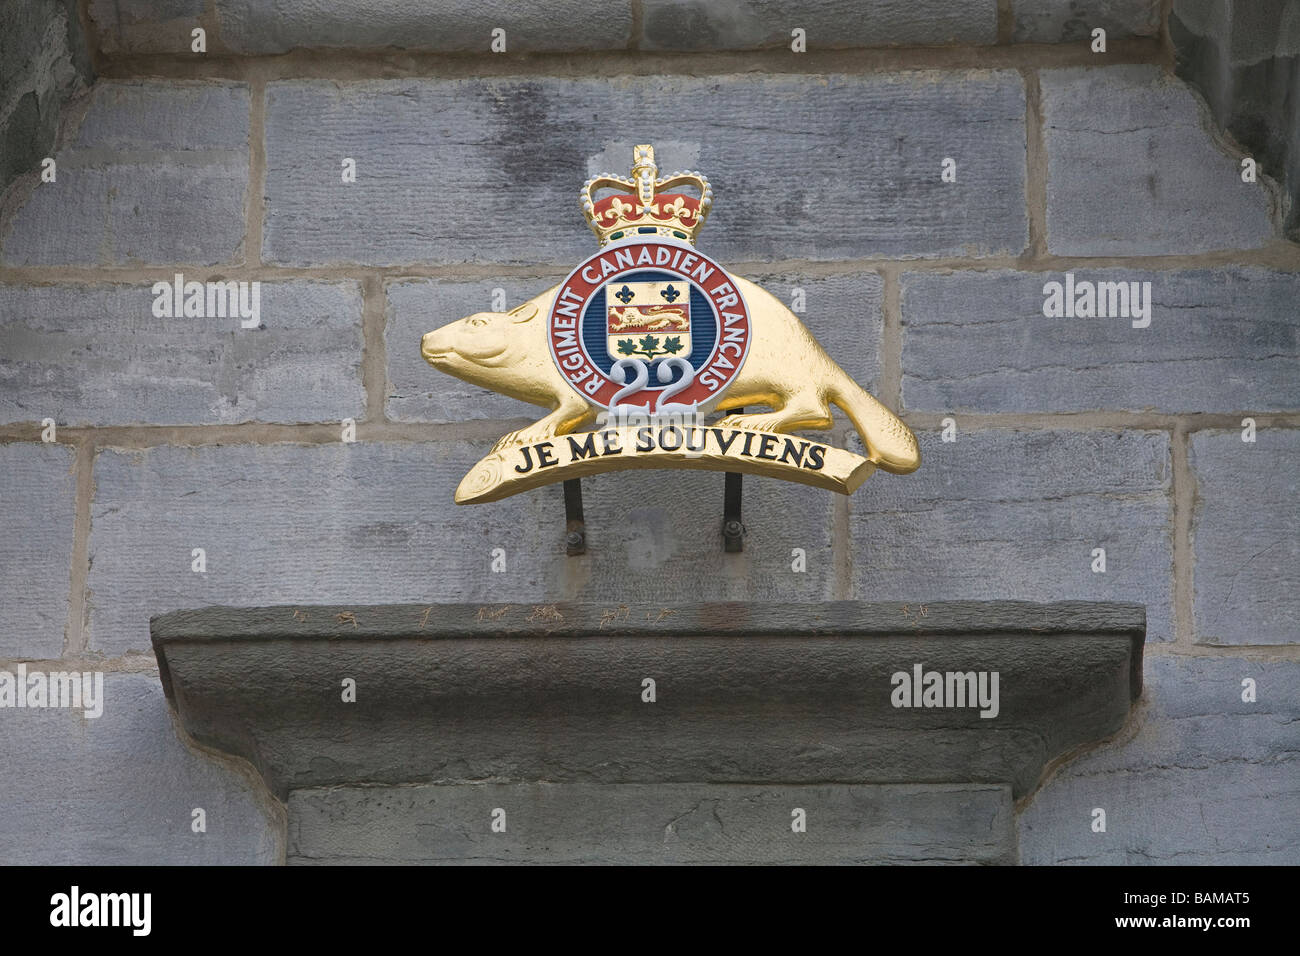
[288, 782, 1016, 865]
[152, 601, 1145, 809]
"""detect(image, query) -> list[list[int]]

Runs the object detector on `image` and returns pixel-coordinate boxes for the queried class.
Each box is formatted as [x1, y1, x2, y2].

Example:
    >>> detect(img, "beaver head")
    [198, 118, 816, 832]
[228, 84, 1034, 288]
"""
[420, 301, 540, 389]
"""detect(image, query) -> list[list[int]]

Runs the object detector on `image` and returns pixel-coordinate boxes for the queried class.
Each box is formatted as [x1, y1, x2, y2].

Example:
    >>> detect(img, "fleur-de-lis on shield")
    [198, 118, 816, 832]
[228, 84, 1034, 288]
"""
[660, 284, 680, 302]
[614, 285, 635, 304]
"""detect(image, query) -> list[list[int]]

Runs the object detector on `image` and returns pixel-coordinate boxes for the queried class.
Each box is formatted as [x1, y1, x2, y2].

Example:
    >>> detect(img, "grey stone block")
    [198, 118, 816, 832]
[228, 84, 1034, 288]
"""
[87, 441, 834, 655]
[216, 0, 632, 55]
[67, 81, 245, 150]
[1190, 429, 1300, 645]
[0, 443, 76, 659]
[0, 281, 365, 426]
[1019, 655, 1300, 863]
[640, 0, 998, 50]
[288, 782, 1014, 864]
[900, 268, 1300, 413]
[0, 672, 278, 864]
[86, 442, 552, 656]
[1012, 0, 1161, 43]
[152, 601, 1143, 801]
[573, 462, 836, 603]
[387, 271, 882, 423]
[1041, 66, 1274, 255]
[1, 82, 249, 266]
[263, 72, 1026, 266]
[88, 0, 205, 56]
[851, 429, 1174, 641]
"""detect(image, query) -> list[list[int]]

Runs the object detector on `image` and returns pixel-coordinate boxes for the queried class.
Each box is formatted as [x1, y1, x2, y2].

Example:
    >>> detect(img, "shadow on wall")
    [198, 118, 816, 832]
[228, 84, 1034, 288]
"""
[1171, 0, 1300, 240]
[0, 0, 94, 195]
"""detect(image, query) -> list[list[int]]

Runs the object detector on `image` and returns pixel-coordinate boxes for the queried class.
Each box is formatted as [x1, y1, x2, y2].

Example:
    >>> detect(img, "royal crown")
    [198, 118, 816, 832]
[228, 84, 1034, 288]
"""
[580, 144, 713, 247]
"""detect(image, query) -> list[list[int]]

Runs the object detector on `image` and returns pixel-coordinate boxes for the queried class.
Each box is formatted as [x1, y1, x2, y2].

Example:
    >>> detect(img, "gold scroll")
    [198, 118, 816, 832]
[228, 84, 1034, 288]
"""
[455, 422, 875, 504]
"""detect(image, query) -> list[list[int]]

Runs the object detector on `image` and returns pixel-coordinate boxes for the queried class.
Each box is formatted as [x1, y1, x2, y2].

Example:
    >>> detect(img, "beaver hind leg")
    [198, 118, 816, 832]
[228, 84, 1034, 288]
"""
[716, 389, 834, 433]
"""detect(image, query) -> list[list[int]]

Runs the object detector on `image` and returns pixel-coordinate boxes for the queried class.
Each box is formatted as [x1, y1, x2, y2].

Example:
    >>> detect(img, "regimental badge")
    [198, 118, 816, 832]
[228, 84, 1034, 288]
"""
[549, 238, 751, 417]
[421, 144, 919, 510]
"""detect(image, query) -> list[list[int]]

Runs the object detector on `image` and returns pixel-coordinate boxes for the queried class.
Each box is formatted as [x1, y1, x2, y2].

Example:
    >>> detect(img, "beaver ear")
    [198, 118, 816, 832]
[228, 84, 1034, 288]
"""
[509, 302, 538, 323]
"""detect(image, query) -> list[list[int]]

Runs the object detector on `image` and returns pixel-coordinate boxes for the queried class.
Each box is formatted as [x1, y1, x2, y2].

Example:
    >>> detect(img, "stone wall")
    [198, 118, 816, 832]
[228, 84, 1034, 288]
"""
[0, 0, 1295, 864]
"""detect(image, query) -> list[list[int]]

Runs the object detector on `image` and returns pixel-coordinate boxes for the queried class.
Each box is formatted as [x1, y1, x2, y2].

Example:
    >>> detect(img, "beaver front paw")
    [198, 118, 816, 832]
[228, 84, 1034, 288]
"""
[491, 426, 557, 453]
[491, 431, 527, 453]
[716, 413, 784, 432]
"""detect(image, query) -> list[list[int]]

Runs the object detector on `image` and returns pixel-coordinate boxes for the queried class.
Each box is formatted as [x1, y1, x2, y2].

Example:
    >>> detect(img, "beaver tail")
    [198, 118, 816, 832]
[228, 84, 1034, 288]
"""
[827, 376, 921, 474]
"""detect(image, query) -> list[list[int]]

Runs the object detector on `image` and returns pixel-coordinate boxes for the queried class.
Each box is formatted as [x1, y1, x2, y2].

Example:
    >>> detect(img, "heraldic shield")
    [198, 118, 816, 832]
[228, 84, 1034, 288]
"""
[605, 279, 693, 365]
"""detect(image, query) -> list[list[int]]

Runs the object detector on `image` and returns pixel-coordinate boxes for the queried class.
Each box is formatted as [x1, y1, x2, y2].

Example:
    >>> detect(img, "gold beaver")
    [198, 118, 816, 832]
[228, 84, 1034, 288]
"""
[421, 275, 920, 475]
